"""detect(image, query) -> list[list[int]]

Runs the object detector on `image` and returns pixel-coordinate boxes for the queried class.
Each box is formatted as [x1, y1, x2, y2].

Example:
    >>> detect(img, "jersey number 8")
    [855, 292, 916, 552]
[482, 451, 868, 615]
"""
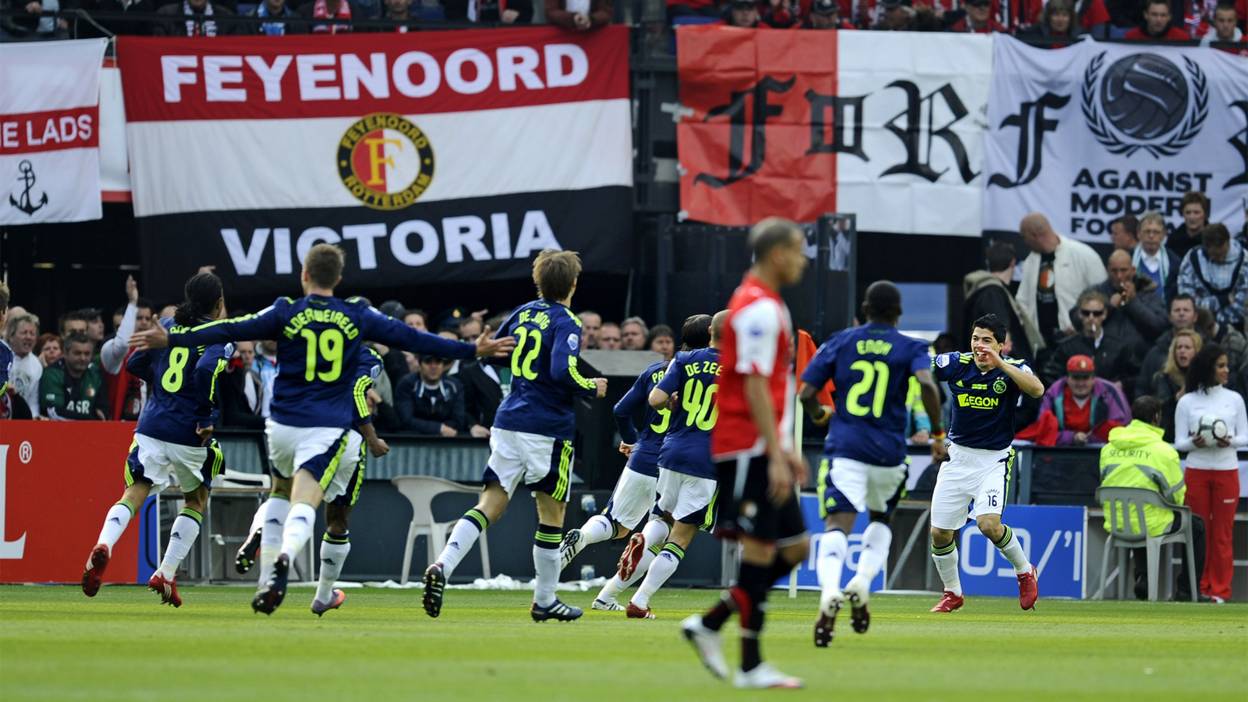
[301, 328, 344, 382]
[511, 326, 542, 381]
[846, 360, 890, 418]
[161, 347, 191, 392]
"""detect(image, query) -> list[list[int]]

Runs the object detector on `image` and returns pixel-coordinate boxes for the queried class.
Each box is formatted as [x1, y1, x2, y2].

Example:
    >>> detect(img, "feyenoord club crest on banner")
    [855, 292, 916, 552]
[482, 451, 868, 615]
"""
[983, 35, 1248, 242]
[0, 39, 108, 225]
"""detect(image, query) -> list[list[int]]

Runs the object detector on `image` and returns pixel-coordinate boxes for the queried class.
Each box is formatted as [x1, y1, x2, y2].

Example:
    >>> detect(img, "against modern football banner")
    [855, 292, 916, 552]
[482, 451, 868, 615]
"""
[0, 39, 108, 225]
[984, 35, 1248, 242]
[116, 28, 632, 300]
[677, 27, 990, 236]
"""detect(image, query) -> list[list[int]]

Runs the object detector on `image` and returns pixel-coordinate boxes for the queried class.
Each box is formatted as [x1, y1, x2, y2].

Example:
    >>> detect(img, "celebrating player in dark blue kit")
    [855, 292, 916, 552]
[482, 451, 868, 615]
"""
[928, 313, 1045, 613]
[82, 272, 232, 607]
[625, 310, 727, 619]
[425, 250, 608, 623]
[798, 281, 945, 646]
[561, 342, 675, 613]
[131, 245, 514, 615]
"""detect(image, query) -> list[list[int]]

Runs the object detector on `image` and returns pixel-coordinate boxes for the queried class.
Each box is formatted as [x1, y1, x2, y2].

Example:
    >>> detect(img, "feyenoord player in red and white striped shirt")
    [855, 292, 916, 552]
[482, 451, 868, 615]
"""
[681, 218, 811, 690]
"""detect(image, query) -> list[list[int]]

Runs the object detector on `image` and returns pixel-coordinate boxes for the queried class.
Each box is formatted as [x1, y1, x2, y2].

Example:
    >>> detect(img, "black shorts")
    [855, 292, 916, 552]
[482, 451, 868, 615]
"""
[714, 454, 807, 544]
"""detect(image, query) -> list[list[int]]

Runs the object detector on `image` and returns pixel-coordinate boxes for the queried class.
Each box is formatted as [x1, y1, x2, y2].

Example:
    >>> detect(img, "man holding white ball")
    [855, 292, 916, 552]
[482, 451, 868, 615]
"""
[1173, 344, 1248, 603]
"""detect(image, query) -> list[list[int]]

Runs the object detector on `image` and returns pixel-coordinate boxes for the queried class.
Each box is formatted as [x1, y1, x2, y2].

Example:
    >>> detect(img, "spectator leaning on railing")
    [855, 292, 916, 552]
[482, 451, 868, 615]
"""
[1177, 224, 1247, 332]
[1173, 344, 1248, 603]
[40, 331, 108, 420]
[1124, 0, 1192, 39]
[1099, 395, 1205, 601]
[545, 0, 612, 30]
[1038, 354, 1129, 447]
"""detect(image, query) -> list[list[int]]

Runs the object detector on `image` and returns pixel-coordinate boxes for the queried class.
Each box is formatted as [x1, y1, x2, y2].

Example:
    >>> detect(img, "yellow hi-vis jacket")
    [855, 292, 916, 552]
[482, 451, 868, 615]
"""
[1098, 420, 1186, 537]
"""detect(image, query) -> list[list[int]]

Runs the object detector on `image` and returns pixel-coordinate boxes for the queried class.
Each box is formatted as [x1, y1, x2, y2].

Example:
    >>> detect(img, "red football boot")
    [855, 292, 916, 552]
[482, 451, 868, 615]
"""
[929, 590, 964, 613]
[1018, 566, 1038, 610]
[626, 602, 656, 620]
[81, 544, 111, 598]
[616, 533, 646, 581]
[147, 573, 183, 608]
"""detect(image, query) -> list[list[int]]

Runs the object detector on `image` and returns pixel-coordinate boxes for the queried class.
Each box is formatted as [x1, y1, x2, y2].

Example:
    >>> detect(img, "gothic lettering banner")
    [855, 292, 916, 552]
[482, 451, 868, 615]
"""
[677, 27, 991, 236]
[984, 35, 1248, 243]
[115, 28, 633, 300]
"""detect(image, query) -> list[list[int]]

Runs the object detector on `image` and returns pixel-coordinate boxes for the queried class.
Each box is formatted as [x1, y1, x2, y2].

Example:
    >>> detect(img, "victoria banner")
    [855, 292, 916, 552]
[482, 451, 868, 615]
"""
[0, 39, 108, 225]
[984, 35, 1248, 242]
[116, 28, 632, 300]
[677, 27, 990, 236]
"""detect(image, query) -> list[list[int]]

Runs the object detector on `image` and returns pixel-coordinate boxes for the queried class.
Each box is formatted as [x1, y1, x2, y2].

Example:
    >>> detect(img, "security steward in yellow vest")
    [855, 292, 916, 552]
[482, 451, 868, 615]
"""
[1099, 395, 1206, 601]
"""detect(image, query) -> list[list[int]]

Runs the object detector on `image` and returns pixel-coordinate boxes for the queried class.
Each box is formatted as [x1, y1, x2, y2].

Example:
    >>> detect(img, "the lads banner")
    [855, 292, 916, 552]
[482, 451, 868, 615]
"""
[0, 39, 108, 225]
[677, 27, 991, 236]
[984, 35, 1248, 242]
[116, 28, 632, 300]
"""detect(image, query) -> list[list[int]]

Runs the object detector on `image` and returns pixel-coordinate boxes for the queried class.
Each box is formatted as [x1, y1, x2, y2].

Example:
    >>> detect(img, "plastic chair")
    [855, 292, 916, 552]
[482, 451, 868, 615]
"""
[392, 476, 490, 585]
[1096, 487, 1196, 602]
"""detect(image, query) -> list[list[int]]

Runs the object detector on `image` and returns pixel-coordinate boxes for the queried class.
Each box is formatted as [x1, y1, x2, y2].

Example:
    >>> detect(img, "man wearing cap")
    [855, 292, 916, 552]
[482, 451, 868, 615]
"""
[1038, 354, 1129, 447]
[804, 0, 854, 27]
[947, 0, 1007, 32]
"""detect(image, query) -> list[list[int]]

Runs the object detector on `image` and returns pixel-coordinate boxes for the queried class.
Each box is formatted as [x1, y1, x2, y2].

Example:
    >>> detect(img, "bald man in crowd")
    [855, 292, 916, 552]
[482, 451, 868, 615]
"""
[1016, 213, 1107, 349]
[1074, 249, 1170, 362]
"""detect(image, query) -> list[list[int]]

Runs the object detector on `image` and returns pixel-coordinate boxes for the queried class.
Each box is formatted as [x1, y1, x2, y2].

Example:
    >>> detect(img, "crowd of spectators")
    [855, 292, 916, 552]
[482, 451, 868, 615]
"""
[0, 285, 674, 440]
[960, 196, 1247, 450]
[2, 0, 1245, 48]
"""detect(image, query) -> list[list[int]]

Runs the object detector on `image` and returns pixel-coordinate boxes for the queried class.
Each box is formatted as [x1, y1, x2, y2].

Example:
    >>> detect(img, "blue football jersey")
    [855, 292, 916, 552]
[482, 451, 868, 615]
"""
[801, 323, 930, 467]
[129, 318, 232, 447]
[170, 295, 477, 429]
[655, 347, 722, 479]
[492, 299, 598, 441]
[351, 346, 384, 430]
[933, 351, 1031, 451]
[613, 360, 670, 479]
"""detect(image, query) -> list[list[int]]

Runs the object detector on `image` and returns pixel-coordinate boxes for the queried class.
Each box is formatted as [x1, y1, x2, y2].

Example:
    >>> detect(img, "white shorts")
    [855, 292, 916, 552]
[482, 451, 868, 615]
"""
[125, 433, 223, 493]
[655, 468, 718, 529]
[265, 420, 363, 503]
[817, 457, 907, 517]
[484, 428, 574, 502]
[930, 443, 1016, 530]
[604, 468, 659, 530]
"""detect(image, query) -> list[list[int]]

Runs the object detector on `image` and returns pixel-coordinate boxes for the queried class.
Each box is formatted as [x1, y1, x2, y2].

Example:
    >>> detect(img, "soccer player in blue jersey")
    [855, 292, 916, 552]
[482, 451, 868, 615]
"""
[571, 314, 711, 612]
[798, 281, 945, 646]
[81, 272, 231, 607]
[559, 330, 681, 612]
[310, 344, 390, 616]
[424, 250, 608, 623]
[131, 245, 513, 615]
[928, 313, 1045, 613]
[625, 309, 727, 620]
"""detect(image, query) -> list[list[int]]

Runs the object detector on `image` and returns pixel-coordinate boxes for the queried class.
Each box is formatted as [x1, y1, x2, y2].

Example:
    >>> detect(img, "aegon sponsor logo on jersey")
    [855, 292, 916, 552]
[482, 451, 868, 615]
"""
[221, 210, 562, 276]
[957, 394, 999, 409]
[160, 45, 589, 105]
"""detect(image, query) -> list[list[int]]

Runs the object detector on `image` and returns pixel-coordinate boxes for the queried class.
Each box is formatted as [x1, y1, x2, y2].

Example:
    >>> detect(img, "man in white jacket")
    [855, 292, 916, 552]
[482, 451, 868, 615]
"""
[1016, 213, 1107, 350]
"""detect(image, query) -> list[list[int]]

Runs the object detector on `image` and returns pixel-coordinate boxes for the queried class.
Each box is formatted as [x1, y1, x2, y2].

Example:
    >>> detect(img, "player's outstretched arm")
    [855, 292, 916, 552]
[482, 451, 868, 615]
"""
[979, 345, 1044, 398]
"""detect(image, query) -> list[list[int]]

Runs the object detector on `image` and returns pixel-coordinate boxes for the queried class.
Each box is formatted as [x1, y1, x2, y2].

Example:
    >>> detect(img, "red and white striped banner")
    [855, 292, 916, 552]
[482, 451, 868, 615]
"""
[0, 39, 108, 225]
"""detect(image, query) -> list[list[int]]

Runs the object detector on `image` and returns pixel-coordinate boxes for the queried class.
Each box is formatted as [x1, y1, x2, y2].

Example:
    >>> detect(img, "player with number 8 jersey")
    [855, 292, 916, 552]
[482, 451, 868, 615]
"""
[424, 250, 608, 624]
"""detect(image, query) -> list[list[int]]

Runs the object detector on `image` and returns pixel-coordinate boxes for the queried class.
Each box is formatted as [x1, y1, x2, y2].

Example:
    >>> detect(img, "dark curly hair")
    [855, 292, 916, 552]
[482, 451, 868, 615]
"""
[1185, 343, 1228, 392]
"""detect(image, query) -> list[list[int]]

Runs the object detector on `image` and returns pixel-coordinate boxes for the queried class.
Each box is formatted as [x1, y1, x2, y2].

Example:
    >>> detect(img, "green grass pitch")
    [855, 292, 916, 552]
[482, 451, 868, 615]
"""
[2, 585, 1245, 701]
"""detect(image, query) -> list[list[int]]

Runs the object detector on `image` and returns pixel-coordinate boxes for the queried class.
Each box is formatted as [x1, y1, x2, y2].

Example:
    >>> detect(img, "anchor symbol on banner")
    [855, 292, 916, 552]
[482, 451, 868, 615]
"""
[9, 160, 49, 216]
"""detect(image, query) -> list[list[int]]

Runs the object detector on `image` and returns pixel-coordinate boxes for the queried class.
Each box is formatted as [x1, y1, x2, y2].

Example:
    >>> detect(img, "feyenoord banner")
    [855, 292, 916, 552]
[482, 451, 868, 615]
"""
[677, 27, 990, 236]
[116, 28, 632, 299]
[0, 39, 108, 225]
[984, 35, 1248, 242]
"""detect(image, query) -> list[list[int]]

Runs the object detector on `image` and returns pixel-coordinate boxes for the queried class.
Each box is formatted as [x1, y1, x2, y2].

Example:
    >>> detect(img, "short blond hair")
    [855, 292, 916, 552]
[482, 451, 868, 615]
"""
[532, 250, 582, 301]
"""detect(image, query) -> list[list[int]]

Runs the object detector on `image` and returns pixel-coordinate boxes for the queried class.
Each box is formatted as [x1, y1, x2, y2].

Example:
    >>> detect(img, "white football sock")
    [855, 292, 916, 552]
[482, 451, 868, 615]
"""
[95, 503, 133, 550]
[931, 541, 963, 596]
[157, 509, 202, 579]
[579, 515, 615, 546]
[257, 496, 290, 584]
[279, 502, 317, 560]
[994, 525, 1031, 574]
[630, 543, 684, 609]
[817, 529, 848, 598]
[853, 521, 892, 583]
[642, 519, 671, 548]
[316, 533, 351, 604]
[436, 508, 489, 579]
[533, 525, 563, 607]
